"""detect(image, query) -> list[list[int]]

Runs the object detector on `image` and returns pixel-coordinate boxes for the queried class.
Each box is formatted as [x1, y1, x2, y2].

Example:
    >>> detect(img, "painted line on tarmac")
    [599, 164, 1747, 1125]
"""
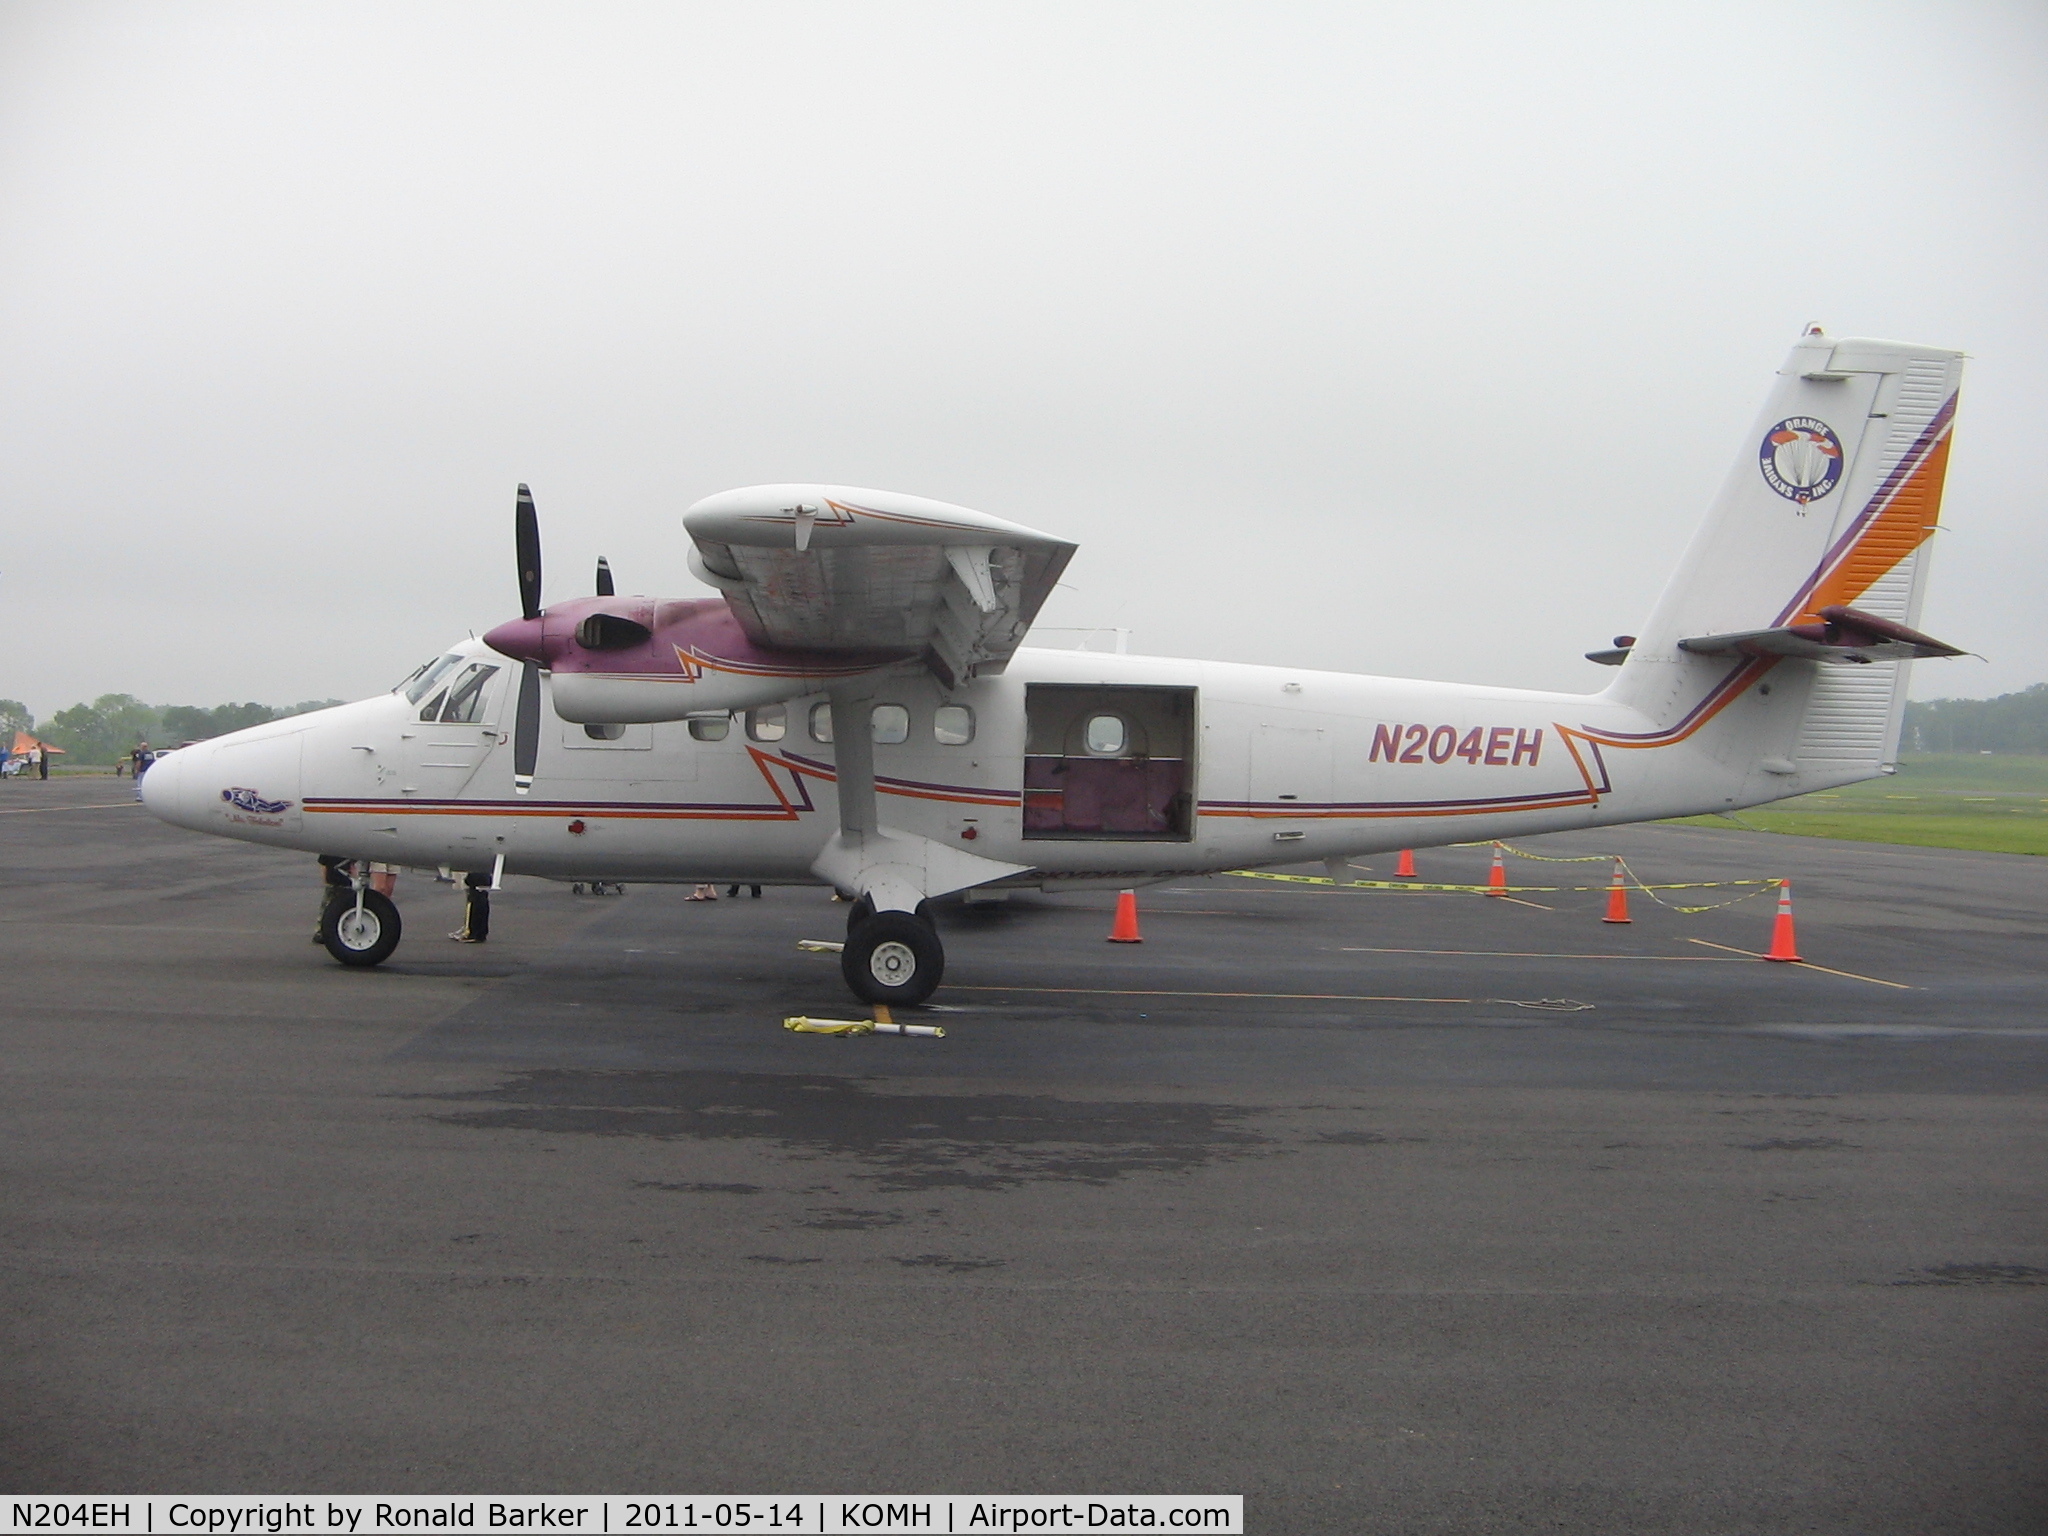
[949, 985, 1476, 1004]
[0, 801, 145, 813]
[1684, 938, 1914, 990]
[1342, 945, 1749, 962]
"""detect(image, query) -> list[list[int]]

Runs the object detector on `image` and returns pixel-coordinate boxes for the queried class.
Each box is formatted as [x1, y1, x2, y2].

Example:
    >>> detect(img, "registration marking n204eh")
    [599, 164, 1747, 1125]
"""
[1371, 725, 1544, 767]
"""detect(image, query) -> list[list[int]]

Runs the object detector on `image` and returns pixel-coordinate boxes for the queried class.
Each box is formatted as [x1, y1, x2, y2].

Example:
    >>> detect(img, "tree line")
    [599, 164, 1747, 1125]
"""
[1904, 683, 2048, 755]
[0, 696, 346, 765]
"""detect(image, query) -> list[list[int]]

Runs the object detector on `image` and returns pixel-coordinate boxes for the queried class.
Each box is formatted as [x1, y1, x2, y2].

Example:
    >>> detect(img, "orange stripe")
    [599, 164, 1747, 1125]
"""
[1798, 430, 1953, 622]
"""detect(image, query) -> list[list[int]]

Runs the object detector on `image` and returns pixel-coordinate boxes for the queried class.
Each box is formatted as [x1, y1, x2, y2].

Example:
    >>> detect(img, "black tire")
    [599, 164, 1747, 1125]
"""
[320, 889, 402, 968]
[841, 910, 944, 1007]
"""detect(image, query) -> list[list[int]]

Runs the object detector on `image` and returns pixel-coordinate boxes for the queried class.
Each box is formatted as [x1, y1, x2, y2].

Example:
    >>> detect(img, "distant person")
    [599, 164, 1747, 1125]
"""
[36, 745, 48, 780]
[451, 870, 491, 943]
[727, 883, 762, 898]
[131, 743, 151, 779]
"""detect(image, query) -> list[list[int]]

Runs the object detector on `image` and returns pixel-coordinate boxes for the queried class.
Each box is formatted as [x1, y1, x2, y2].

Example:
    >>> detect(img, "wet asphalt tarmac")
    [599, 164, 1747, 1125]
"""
[2, 775, 2044, 1532]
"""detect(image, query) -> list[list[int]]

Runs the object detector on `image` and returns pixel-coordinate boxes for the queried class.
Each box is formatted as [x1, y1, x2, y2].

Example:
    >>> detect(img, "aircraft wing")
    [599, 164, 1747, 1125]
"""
[684, 485, 1076, 686]
[1677, 604, 1966, 664]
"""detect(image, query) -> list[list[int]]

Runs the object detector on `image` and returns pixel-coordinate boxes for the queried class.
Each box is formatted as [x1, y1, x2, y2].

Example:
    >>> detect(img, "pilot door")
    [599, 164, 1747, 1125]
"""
[399, 660, 504, 799]
[1022, 684, 1196, 841]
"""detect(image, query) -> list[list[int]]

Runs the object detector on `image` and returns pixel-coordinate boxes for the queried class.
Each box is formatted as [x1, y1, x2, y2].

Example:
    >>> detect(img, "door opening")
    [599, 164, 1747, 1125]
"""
[1022, 684, 1197, 841]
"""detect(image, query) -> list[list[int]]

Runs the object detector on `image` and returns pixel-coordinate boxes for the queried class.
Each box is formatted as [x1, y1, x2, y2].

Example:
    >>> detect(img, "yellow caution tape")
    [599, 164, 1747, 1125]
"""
[1222, 868, 1783, 896]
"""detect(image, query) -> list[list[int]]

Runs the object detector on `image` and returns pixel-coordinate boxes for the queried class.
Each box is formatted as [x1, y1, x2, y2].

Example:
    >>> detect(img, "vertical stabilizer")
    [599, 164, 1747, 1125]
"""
[1610, 332, 1963, 771]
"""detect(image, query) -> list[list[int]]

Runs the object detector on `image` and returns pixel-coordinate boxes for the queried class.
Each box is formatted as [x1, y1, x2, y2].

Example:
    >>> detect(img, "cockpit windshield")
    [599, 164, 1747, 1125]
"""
[400, 653, 465, 705]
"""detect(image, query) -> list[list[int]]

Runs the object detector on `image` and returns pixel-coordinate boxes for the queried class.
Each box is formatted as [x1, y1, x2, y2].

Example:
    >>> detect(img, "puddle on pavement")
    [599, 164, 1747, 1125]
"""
[427, 1068, 1270, 1191]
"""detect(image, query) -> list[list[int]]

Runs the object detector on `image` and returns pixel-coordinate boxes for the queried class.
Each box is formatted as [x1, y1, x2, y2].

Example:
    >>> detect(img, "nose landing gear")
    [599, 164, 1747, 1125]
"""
[320, 887, 402, 967]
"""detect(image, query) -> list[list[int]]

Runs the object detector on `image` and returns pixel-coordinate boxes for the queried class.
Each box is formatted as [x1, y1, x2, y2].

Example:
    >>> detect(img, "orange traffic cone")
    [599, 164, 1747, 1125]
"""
[1108, 888, 1143, 943]
[1602, 858, 1632, 924]
[1763, 881, 1801, 962]
[1485, 843, 1508, 896]
[1394, 849, 1417, 878]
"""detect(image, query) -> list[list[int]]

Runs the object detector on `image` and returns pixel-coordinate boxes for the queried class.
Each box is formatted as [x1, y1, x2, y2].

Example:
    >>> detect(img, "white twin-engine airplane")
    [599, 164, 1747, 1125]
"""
[144, 330, 1968, 1007]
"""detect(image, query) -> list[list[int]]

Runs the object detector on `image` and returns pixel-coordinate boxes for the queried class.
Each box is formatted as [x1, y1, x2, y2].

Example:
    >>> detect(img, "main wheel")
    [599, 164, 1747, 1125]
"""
[841, 910, 944, 1007]
[321, 889, 402, 967]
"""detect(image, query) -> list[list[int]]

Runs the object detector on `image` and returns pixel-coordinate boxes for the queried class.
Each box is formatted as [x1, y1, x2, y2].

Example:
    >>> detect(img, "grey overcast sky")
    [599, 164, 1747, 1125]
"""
[3, 1, 2043, 719]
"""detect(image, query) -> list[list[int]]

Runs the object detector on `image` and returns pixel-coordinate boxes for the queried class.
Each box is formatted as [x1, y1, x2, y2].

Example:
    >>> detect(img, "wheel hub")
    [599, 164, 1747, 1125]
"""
[337, 910, 381, 950]
[868, 940, 917, 987]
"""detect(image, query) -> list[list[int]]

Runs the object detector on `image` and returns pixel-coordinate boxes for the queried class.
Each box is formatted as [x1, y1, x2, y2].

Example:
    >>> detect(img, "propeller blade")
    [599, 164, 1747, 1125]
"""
[515, 484, 543, 621]
[512, 661, 541, 795]
[595, 555, 614, 597]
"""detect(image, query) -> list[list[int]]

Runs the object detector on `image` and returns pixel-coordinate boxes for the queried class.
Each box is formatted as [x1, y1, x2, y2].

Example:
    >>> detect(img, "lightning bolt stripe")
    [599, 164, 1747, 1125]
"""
[1773, 392, 1957, 626]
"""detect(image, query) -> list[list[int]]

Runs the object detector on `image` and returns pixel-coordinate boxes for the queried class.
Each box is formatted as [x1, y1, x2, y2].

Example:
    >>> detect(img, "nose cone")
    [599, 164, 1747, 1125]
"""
[138, 744, 190, 826]
[485, 615, 548, 664]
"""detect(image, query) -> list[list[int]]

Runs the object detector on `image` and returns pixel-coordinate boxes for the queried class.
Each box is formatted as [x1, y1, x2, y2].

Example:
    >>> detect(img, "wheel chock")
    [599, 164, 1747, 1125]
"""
[796, 939, 845, 953]
[783, 1015, 945, 1039]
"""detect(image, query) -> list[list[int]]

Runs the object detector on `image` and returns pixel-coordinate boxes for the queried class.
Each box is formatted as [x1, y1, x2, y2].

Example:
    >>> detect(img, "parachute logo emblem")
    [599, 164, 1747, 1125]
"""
[1759, 417, 1844, 505]
[222, 786, 292, 815]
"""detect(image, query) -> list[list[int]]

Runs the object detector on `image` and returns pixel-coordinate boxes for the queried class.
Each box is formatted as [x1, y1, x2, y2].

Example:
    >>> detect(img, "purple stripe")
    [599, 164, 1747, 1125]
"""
[1202, 788, 1590, 814]
[1588, 658, 1764, 743]
[303, 806, 806, 819]
[781, 750, 1022, 803]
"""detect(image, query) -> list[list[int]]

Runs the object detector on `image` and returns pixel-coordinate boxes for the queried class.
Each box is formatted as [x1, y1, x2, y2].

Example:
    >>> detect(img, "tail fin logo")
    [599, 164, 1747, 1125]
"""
[1759, 418, 1844, 506]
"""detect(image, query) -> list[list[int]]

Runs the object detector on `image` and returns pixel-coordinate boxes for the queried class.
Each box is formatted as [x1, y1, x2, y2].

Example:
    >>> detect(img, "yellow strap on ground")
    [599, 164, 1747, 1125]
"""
[784, 1016, 874, 1036]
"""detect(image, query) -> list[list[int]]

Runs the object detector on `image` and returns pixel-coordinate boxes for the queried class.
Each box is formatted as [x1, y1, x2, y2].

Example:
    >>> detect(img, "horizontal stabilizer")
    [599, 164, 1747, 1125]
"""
[1677, 604, 1965, 664]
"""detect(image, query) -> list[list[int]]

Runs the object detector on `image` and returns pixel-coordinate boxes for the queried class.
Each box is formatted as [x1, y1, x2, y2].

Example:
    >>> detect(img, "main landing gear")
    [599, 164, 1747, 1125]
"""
[840, 898, 944, 1007]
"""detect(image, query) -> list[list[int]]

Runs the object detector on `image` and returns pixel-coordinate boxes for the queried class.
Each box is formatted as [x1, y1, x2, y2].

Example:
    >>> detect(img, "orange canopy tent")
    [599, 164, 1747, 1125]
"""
[10, 732, 64, 755]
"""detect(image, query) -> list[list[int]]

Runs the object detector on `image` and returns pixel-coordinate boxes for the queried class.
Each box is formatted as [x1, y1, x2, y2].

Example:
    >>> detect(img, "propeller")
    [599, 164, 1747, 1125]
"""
[512, 484, 543, 796]
[595, 556, 614, 596]
[516, 484, 543, 621]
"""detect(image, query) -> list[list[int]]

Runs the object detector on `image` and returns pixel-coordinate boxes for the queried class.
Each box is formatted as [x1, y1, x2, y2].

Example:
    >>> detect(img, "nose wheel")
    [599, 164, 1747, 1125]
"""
[320, 889, 403, 967]
[841, 909, 944, 1007]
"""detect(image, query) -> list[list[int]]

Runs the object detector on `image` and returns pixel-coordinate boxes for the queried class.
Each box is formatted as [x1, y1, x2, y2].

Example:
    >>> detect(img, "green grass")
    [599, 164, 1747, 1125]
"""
[1667, 754, 2048, 855]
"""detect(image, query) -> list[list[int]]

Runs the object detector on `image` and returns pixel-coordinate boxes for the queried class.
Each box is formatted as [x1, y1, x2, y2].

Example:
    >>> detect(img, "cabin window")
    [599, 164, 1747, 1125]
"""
[809, 703, 834, 743]
[437, 664, 500, 723]
[746, 705, 786, 742]
[417, 691, 447, 723]
[871, 704, 910, 744]
[1084, 714, 1128, 756]
[583, 723, 625, 741]
[401, 653, 463, 705]
[934, 705, 974, 745]
[688, 716, 731, 742]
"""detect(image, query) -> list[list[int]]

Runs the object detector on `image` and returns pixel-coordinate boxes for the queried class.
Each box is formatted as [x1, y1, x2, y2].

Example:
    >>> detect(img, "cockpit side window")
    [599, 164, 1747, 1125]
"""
[437, 664, 501, 723]
[402, 653, 464, 705]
